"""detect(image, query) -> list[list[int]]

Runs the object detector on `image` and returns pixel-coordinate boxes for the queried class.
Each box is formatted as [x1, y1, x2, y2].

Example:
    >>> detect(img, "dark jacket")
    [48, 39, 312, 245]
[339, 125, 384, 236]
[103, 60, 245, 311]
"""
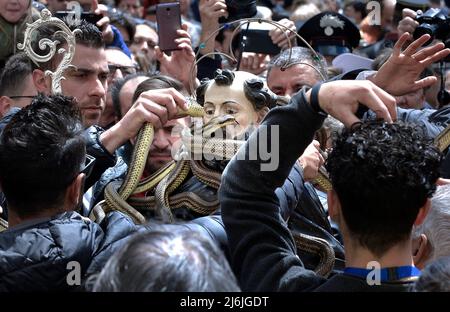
[0, 210, 230, 291]
[83, 125, 116, 190]
[0, 211, 137, 291]
[219, 89, 415, 292]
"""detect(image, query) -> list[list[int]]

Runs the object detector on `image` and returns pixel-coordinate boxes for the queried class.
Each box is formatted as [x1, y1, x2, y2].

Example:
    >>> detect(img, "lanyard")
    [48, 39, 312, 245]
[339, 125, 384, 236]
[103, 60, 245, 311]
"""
[344, 266, 421, 282]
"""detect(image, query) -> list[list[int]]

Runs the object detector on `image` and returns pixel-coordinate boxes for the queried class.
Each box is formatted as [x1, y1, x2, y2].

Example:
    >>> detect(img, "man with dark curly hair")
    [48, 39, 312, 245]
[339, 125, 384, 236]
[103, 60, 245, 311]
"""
[322, 121, 441, 290]
[220, 78, 443, 292]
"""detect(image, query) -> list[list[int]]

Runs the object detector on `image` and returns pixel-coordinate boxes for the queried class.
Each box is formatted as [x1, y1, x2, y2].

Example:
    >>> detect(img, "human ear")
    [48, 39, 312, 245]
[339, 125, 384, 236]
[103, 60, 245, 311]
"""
[32, 69, 51, 94]
[0, 96, 12, 118]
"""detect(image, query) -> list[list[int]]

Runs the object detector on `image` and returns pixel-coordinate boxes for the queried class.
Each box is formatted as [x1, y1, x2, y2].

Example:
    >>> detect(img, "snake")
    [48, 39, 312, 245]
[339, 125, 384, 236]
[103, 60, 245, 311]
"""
[149, 115, 243, 223]
[0, 218, 7, 232]
[435, 123, 450, 152]
[293, 232, 336, 277]
[117, 97, 204, 202]
[102, 107, 241, 224]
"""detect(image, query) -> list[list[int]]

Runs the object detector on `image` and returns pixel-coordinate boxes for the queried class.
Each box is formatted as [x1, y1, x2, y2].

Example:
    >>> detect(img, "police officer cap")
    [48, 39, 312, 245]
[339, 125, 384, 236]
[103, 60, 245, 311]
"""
[297, 11, 361, 57]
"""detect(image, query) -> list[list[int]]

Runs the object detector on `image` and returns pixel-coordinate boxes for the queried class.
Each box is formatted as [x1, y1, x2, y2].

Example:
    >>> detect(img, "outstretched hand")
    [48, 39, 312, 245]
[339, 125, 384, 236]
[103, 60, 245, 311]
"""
[369, 33, 450, 96]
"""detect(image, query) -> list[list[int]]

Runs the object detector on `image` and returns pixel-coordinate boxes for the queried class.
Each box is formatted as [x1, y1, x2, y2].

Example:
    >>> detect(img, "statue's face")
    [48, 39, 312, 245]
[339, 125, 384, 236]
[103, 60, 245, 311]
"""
[203, 71, 262, 138]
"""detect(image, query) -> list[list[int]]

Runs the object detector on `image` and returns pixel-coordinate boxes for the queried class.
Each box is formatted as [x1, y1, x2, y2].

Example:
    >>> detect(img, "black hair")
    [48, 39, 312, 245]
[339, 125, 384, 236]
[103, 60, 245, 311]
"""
[91, 227, 241, 291]
[0, 94, 85, 217]
[326, 120, 442, 256]
[132, 74, 184, 103]
[413, 256, 450, 292]
[345, 1, 368, 19]
[31, 20, 104, 71]
[0, 53, 33, 97]
[196, 69, 278, 111]
[110, 73, 147, 119]
[109, 10, 136, 44]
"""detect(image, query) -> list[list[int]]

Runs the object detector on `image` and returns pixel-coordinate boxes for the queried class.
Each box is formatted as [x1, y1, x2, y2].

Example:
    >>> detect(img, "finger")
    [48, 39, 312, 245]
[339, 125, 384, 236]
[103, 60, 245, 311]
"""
[421, 48, 450, 66]
[269, 27, 281, 38]
[277, 38, 290, 48]
[241, 55, 248, 69]
[91, 0, 98, 12]
[175, 37, 192, 46]
[96, 16, 109, 28]
[371, 86, 397, 121]
[392, 33, 409, 56]
[181, 23, 189, 32]
[166, 87, 189, 111]
[247, 54, 255, 69]
[334, 111, 361, 129]
[270, 31, 285, 44]
[393, 32, 410, 56]
[212, 1, 227, 11]
[318, 153, 325, 166]
[403, 34, 431, 56]
[177, 43, 194, 51]
[312, 140, 320, 149]
[402, 8, 417, 19]
[141, 92, 178, 119]
[436, 178, 450, 186]
[176, 29, 191, 38]
[136, 102, 165, 129]
[361, 89, 394, 123]
[140, 97, 170, 125]
[180, 23, 188, 32]
[399, 24, 417, 36]
[154, 46, 166, 62]
[412, 76, 438, 91]
[412, 42, 445, 61]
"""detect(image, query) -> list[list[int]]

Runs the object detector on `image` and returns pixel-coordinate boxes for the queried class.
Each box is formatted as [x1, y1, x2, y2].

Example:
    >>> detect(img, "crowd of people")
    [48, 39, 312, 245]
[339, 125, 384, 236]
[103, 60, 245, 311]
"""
[0, 0, 449, 293]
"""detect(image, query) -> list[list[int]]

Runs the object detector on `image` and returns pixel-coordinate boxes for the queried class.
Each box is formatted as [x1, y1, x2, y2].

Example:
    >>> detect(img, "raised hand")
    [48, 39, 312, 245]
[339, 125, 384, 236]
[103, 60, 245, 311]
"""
[269, 18, 297, 49]
[369, 33, 450, 96]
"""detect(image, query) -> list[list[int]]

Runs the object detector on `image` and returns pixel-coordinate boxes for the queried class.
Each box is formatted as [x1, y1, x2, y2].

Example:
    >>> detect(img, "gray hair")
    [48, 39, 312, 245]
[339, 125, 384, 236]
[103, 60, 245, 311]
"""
[267, 47, 328, 82]
[413, 184, 450, 264]
[413, 256, 450, 292]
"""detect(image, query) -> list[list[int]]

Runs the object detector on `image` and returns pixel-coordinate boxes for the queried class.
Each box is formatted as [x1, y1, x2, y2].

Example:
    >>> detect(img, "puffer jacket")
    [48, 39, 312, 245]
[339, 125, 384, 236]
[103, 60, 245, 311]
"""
[0, 210, 229, 291]
[0, 211, 137, 291]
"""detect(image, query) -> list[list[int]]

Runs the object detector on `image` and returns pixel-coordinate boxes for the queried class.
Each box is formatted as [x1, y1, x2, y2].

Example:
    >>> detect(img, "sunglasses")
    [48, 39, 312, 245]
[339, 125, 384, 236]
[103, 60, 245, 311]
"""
[108, 64, 137, 76]
[8, 95, 36, 100]
[81, 154, 96, 178]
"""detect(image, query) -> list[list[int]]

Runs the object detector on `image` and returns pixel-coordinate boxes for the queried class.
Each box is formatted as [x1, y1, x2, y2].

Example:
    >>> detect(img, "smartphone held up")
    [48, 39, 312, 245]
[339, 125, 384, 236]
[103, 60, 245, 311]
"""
[156, 2, 182, 52]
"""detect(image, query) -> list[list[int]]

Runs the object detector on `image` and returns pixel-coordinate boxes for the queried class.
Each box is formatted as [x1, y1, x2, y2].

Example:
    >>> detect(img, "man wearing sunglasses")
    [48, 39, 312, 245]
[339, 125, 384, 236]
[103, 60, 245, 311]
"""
[0, 94, 138, 291]
[99, 47, 137, 129]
